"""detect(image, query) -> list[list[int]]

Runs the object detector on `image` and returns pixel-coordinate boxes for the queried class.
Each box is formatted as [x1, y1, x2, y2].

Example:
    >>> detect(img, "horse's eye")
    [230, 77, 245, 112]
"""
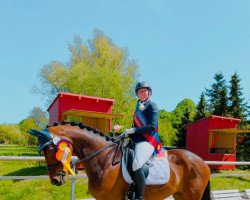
[44, 145, 56, 155]
[48, 147, 56, 154]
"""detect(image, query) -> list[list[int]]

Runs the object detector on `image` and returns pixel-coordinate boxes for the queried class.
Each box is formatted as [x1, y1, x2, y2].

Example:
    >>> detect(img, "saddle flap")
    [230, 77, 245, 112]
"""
[124, 147, 134, 176]
[122, 147, 170, 185]
[123, 147, 149, 179]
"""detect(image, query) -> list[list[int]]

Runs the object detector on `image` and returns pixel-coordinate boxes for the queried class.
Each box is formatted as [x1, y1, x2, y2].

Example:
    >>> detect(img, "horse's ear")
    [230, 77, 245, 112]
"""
[28, 128, 52, 139]
[28, 129, 41, 137]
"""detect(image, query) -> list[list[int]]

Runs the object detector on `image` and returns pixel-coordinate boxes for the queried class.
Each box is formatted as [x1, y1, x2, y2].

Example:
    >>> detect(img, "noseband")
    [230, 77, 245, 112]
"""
[46, 163, 62, 171]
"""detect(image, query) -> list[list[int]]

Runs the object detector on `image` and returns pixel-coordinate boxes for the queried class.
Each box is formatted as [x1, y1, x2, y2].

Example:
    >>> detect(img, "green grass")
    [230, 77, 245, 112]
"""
[0, 179, 91, 200]
[211, 176, 250, 192]
[0, 145, 38, 156]
[0, 145, 92, 199]
[0, 161, 92, 200]
[210, 169, 250, 192]
[0, 145, 249, 199]
[0, 161, 47, 176]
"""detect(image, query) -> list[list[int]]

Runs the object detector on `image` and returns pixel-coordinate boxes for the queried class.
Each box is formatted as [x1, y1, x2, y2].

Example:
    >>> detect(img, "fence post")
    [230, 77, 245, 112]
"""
[71, 163, 76, 200]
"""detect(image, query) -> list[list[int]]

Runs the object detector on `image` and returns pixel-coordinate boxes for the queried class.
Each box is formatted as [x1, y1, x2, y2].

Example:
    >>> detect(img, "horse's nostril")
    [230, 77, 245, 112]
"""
[51, 178, 58, 185]
[52, 178, 62, 186]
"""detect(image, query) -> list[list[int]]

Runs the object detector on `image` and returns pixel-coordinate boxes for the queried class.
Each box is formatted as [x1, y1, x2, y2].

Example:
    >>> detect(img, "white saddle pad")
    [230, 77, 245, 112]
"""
[122, 152, 170, 185]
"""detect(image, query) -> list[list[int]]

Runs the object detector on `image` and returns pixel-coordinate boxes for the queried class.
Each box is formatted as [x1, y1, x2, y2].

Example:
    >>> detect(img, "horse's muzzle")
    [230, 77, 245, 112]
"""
[51, 174, 66, 186]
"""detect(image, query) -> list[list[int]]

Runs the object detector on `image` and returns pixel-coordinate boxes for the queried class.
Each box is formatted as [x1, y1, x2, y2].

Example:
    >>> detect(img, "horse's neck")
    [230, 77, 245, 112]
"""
[64, 128, 126, 197]
[70, 130, 116, 183]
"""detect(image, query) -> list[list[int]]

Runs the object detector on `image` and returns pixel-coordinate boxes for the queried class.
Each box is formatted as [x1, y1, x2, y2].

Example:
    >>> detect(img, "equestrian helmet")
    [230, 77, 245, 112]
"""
[135, 81, 152, 95]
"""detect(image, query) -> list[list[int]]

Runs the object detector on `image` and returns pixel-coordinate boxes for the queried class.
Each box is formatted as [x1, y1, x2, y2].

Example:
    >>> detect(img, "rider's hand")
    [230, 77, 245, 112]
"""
[124, 128, 135, 136]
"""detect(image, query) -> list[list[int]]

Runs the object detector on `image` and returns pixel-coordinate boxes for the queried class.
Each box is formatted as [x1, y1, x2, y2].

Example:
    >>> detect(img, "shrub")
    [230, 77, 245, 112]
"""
[0, 124, 26, 145]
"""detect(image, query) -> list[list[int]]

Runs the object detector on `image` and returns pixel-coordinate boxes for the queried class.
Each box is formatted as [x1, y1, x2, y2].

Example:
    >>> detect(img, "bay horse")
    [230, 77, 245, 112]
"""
[30, 122, 211, 200]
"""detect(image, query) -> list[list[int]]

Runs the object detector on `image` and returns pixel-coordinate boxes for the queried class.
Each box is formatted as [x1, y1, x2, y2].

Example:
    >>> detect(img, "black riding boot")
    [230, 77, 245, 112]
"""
[134, 168, 145, 200]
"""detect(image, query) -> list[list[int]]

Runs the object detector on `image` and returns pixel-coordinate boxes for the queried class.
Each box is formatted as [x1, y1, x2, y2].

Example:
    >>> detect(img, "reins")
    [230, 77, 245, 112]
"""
[76, 142, 116, 163]
[76, 133, 125, 165]
[45, 122, 126, 172]
[46, 141, 121, 171]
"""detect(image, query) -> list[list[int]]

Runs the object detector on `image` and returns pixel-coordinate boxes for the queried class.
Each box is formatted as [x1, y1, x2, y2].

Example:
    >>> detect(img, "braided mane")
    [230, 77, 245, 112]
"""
[47, 120, 115, 142]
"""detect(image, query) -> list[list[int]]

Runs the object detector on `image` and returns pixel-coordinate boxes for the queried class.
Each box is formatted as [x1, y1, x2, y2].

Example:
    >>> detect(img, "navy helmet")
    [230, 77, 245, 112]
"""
[135, 81, 152, 95]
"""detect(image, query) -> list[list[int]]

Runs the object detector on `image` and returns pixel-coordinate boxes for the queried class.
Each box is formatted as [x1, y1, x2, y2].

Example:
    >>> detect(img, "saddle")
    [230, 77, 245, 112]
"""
[122, 145, 170, 200]
[122, 145, 170, 185]
[123, 146, 150, 179]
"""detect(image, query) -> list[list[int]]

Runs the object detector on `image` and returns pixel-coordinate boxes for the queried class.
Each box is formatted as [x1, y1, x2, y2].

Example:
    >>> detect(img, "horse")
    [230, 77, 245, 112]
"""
[29, 122, 211, 200]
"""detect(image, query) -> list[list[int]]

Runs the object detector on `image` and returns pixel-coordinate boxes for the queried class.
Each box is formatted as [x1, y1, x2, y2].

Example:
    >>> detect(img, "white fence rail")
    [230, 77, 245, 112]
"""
[205, 161, 250, 165]
[1, 156, 250, 165]
[0, 156, 250, 200]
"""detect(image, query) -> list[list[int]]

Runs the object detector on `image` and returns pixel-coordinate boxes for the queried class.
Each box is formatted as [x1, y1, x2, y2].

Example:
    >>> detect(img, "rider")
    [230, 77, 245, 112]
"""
[124, 81, 162, 200]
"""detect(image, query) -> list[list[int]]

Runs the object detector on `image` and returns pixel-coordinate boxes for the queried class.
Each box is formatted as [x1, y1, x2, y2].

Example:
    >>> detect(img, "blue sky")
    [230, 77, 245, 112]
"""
[0, 0, 250, 124]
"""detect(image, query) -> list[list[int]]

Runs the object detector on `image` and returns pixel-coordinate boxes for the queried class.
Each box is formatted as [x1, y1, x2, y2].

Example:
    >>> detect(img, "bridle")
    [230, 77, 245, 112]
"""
[43, 143, 63, 172]
[44, 134, 125, 172]
[46, 163, 62, 171]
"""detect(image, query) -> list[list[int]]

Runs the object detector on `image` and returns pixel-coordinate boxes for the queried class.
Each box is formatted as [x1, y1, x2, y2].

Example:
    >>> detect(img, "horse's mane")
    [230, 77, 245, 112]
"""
[47, 120, 116, 142]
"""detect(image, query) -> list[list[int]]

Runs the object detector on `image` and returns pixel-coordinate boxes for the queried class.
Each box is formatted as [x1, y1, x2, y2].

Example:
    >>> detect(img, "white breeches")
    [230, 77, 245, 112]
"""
[132, 141, 154, 171]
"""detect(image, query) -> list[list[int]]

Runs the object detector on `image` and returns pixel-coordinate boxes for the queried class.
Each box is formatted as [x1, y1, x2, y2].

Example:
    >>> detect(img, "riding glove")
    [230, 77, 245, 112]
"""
[124, 128, 135, 136]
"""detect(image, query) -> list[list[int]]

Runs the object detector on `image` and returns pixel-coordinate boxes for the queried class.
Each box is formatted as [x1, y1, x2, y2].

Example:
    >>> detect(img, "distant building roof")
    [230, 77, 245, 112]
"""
[185, 115, 241, 127]
[47, 92, 115, 111]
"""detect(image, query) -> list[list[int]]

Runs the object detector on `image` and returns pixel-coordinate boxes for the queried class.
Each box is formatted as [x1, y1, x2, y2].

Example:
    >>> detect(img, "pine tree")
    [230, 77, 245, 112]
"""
[194, 92, 207, 120]
[206, 73, 229, 116]
[236, 132, 250, 168]
[229, 73, 250, 167]
[217, 86, 228, 116]
[228, 72, 249, 121]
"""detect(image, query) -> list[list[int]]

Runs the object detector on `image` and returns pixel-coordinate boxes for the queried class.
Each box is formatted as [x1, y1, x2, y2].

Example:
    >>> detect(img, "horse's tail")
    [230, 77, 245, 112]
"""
[201, 180, 210, 200]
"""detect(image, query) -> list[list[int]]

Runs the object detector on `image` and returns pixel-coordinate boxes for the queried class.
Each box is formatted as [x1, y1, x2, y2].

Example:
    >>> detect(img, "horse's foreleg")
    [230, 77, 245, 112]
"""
[172, 191, 186, 200]
[179, 180, 208, 200]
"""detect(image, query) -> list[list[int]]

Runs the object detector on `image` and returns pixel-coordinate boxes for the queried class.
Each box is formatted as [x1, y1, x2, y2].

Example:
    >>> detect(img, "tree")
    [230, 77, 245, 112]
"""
[206, 72, 229, 116]
[0, 124, 26, 145]
[228, 73, 250, 166]
[158, 110, 177, 146]
[171, 99, 196, 148]
[236, 122, 250, 168]
[173, 108, 192, 148]
[194, 92, 207, 120]
[33, 30, 139, 127]
[218, 86, 228, 116]
[228, 72, 249, 121]
[28, 106, 48, 129]
[19, 118, 40, 146]
[172, 98, 196, 128]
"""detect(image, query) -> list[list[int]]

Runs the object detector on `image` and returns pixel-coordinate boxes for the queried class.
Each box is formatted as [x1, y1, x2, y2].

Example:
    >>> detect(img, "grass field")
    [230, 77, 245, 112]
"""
[0, 145, 38, 156]
[0, 178, 91, 200]
[0, 145, 249, 199]
[0, 145, 92, 200]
